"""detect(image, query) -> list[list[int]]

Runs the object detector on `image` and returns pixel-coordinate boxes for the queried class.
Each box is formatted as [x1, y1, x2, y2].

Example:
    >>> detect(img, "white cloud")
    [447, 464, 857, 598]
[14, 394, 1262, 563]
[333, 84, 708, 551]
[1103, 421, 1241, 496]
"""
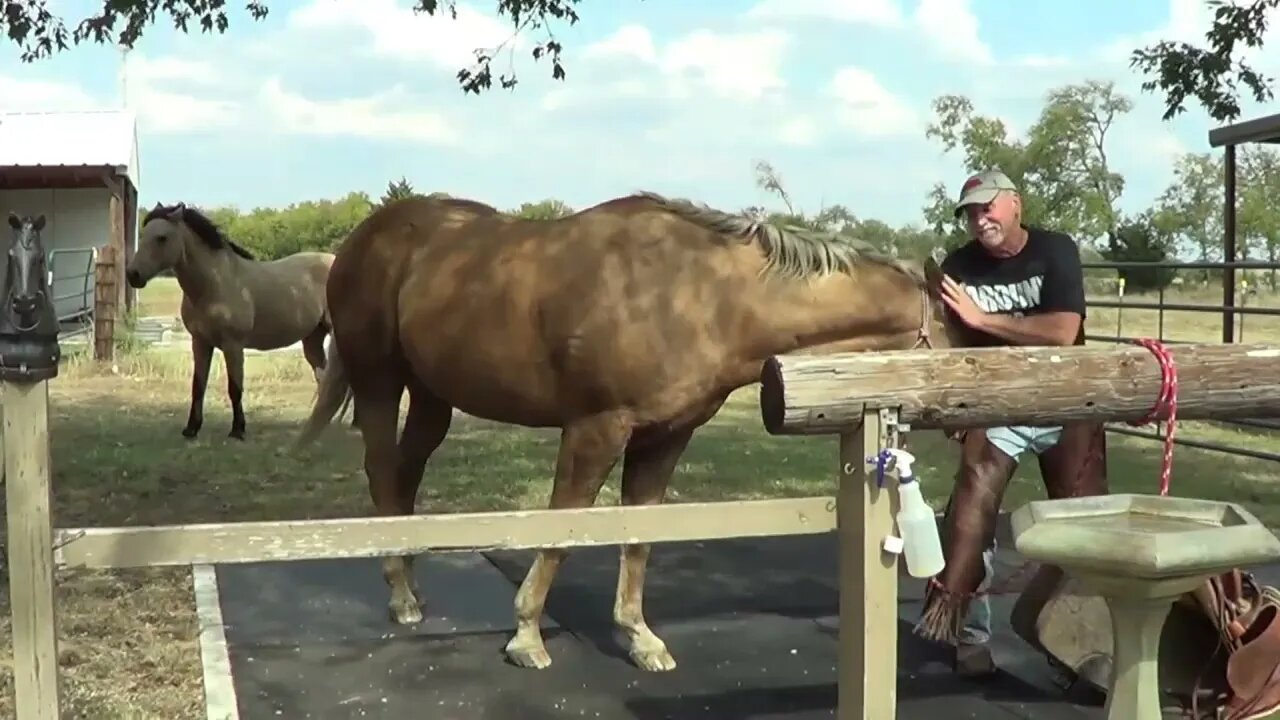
[579, 25, 791, 102]
[287, 0, 517, 69]
[583, 24, 657, 63]
[779, 116, 819, 146]
[746, 0, 903, 27]
[0, 76, 95, 112]
[828, 66, 919, 137]
[123, 52, 239, 134]
[257, 78, 457, 145]
[912, 0, 992, 66]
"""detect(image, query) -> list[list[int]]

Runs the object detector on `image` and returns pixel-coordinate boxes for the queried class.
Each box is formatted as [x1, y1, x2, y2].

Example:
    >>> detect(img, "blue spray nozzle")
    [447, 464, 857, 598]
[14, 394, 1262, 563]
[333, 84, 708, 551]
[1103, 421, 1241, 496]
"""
[866, 449, 893, 488]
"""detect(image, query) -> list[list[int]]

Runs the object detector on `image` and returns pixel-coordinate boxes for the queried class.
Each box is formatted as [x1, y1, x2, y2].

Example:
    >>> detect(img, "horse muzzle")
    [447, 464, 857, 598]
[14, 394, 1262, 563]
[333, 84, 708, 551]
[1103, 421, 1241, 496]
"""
[125, 268, 147, 289]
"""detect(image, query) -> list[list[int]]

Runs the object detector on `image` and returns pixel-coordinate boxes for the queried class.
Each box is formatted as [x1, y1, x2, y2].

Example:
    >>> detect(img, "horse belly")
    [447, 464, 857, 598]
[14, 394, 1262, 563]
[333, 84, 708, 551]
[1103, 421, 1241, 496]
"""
[402, 333, 562, 426]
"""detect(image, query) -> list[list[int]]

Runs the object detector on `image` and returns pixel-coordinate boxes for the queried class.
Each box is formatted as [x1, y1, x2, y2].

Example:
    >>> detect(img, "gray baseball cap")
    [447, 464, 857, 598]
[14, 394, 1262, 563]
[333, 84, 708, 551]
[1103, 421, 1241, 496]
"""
[953, 169, 1017, 218]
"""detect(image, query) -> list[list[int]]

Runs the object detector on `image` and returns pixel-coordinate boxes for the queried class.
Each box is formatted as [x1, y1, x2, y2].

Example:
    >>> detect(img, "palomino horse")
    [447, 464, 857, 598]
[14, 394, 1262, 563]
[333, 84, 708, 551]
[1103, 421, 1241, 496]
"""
[295, 191, 964, 672]
[126, 202, 334, 440]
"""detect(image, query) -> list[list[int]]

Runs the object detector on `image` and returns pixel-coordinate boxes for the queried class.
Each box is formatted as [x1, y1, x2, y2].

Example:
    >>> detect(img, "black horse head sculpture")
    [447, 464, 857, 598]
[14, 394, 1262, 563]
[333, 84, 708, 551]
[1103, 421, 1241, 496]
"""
[1, 212, 60, 381]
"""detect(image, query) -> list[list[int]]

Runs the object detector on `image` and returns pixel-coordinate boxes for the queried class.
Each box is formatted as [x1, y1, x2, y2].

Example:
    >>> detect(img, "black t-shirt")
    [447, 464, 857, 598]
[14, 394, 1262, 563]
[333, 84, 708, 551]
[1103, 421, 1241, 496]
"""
[940, 226, 1087, 347]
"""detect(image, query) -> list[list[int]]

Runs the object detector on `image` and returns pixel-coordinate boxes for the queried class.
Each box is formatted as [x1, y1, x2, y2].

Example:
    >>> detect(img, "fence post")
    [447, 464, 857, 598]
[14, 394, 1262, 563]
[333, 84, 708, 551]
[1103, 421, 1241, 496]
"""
[6, 379, 61, 719]
[836, 407, 896, 719]
[94, 244, 118, 362]
[2, 214, 65, 718]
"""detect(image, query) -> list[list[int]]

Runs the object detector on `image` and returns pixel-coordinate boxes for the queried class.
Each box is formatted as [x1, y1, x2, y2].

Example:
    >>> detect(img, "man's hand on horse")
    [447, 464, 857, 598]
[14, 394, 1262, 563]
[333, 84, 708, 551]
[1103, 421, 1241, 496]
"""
[939, 274, 987, 329]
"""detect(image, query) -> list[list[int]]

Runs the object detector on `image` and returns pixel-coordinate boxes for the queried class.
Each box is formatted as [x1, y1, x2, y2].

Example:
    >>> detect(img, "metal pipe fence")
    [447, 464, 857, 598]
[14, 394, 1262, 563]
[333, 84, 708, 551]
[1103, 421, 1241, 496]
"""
[1083, 258, 1280, 461]
[48, 247, 97, 339]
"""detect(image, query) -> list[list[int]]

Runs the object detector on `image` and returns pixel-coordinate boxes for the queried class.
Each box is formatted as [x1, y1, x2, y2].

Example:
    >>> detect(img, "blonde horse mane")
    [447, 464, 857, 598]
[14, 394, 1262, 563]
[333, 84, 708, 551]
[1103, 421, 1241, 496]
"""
[628, 190, 924, 284]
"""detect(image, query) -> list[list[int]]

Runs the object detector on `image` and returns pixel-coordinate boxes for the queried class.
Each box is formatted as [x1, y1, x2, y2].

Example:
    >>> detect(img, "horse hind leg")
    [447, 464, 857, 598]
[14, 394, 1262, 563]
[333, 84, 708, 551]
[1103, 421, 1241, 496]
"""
[381, 382, 453, 625]
[613, 426, 695, 672]
[505, 411, 632, 670]
[301, 323, 329, 383]
[348, 375, 418, 622]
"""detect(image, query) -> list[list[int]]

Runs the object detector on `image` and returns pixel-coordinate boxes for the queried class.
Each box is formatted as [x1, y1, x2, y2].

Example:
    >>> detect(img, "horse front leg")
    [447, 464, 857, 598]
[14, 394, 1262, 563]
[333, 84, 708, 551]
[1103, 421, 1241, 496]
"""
[505, 411, 632, 670]
[222, 343, 247, 440]
[613, 426, 695, 672]
[183, 335, 214, 439]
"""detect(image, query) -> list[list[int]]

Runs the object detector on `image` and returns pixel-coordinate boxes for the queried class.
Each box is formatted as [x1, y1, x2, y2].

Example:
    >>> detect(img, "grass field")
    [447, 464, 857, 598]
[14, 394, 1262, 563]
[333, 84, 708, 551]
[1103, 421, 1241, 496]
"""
[1, 278, 1280, 717]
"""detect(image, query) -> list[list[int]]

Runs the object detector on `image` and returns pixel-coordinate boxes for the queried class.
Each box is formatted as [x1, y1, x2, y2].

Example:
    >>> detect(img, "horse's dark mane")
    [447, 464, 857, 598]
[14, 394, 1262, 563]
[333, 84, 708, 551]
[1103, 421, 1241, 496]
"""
[144, 203, 255, 260]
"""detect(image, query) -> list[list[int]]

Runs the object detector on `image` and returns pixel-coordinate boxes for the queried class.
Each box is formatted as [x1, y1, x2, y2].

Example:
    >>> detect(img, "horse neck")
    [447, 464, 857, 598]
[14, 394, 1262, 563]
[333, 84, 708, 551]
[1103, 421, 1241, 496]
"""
[173, 238, 240, 303]
[757, 265, 932, 354]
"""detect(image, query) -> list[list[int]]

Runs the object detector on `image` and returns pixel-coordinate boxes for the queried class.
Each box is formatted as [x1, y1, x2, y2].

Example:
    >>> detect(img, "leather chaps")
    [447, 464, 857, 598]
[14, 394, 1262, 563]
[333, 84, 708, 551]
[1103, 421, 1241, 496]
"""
[915, 422, 1280, 719]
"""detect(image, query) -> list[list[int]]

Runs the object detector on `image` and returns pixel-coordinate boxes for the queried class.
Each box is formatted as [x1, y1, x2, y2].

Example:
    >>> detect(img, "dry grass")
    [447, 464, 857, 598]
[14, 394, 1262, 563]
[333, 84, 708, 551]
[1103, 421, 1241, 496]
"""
[2, 281, 1280, 717]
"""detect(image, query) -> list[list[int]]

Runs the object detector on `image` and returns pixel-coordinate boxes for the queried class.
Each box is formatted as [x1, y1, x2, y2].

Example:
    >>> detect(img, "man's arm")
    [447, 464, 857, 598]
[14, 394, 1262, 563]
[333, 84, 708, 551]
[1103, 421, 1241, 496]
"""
[972, 310, 1082, 347]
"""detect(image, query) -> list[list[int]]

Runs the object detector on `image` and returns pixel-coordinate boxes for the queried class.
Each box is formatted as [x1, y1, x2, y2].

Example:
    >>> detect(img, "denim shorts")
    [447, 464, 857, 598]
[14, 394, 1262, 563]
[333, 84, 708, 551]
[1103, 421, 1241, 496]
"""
[984, 424, 1062, 460]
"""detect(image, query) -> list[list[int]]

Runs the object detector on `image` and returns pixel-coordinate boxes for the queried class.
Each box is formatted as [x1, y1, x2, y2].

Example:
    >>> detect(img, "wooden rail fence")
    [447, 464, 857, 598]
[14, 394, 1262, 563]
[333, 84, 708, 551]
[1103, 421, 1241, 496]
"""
[10, 342, 1280, 718]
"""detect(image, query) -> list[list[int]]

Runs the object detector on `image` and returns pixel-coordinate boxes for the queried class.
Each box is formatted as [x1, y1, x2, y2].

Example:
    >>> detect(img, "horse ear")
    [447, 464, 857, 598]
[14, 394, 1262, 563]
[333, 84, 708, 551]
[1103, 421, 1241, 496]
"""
[32, 215, 45, 232]
[167, 204, 185, 221]
[7, 212, 19, 231]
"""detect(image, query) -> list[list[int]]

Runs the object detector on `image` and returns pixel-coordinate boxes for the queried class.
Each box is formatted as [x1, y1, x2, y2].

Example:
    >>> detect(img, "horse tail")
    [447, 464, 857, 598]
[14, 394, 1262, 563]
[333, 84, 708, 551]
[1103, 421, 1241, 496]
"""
[294, 334, 354, 449]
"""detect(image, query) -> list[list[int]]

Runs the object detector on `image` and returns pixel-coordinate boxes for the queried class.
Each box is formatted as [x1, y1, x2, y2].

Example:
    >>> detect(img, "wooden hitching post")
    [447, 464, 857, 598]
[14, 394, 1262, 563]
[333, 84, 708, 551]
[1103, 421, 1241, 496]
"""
[2, 211, 66, 718]
[837, 407, 898, 719]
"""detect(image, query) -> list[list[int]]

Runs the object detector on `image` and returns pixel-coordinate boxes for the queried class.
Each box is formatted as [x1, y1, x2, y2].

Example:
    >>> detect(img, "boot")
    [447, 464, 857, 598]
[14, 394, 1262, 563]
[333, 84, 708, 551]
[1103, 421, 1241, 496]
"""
[1009, 421, 1114, 694]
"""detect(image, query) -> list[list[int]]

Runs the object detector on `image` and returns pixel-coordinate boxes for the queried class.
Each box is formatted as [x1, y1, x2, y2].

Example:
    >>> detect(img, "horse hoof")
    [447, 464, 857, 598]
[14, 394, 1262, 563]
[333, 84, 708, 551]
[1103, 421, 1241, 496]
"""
[505, 639, 552, 669]
[228, 429, 245, 441]
[389, 602, 424, 625]
[181, 427, 199, 439]
[631, 646, 677, 672]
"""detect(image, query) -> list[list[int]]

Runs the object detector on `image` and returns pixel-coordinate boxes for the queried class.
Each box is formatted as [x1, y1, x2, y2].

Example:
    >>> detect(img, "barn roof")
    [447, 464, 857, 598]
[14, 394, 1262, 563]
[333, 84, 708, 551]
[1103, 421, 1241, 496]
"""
[0, 109, 139, 185]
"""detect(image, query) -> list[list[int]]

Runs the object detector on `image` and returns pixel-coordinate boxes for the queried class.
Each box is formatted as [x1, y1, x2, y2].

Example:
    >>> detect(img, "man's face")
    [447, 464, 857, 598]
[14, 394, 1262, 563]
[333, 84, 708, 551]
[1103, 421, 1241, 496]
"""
[961, 191, 1020, 255]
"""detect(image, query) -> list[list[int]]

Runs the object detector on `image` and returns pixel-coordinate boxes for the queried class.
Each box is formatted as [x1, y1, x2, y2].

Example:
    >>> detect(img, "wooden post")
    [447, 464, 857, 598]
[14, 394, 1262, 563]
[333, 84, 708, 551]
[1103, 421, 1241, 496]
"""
[5, 379, 62, 718]
[94, 244, 117, 362]
[108, 190, 126, 314]
[837, 407, 897, 719]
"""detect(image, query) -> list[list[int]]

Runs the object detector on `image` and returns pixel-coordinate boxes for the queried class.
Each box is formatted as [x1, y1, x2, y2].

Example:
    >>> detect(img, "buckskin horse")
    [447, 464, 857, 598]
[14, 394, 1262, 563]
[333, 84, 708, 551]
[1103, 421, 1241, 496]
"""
[295, 191, 962, 672]
[126, 202, 335, 440]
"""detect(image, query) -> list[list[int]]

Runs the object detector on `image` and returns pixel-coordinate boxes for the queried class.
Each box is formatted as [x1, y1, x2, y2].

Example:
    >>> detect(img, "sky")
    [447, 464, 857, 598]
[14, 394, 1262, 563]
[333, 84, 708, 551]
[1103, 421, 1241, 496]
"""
[1, 0, 1278, 232]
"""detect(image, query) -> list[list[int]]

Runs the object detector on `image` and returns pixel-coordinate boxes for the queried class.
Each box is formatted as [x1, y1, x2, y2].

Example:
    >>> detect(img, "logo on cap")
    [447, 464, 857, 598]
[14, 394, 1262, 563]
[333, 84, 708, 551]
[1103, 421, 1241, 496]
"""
[962, 175, 984, 192]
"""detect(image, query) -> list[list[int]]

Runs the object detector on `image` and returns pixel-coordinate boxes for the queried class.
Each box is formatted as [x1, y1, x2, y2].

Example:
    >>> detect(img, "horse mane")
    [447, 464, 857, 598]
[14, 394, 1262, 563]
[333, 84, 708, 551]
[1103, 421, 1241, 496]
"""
[626, 191, 924, 285]
[420, 192, 501, 215]
[143, 203, 255, 260]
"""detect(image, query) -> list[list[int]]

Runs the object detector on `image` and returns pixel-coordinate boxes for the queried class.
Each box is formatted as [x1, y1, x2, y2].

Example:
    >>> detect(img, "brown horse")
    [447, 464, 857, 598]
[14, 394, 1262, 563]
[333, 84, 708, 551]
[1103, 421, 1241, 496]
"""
[295, 191, 963, 672]
[126, 202, 335, 440]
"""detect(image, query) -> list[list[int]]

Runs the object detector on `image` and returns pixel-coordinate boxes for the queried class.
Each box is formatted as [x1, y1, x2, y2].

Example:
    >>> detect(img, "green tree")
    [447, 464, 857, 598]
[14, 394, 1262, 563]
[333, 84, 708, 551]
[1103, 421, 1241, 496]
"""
[1238, 145, 1280, 288]
[1130, 0, 1279, 122]
[1102, 211, 1177, 293]
[2, 0, 584, 95]
[1151, 152, 1224, 270]
[380, 176, 419, 206]
[920, 81, 1131, 252]
[511, 199, 574, 219]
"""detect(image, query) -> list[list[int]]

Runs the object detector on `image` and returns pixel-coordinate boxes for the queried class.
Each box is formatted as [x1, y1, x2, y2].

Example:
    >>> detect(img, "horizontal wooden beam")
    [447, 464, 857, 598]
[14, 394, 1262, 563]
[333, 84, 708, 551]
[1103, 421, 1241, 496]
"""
[760, 343, 1280, 435]
[53, 497, 837, 569]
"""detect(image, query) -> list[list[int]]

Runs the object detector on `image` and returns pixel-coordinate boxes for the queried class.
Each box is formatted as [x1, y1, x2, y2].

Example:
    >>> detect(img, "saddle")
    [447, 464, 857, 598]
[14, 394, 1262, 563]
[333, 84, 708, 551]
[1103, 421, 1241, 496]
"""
[1016, 567, 1280, 719]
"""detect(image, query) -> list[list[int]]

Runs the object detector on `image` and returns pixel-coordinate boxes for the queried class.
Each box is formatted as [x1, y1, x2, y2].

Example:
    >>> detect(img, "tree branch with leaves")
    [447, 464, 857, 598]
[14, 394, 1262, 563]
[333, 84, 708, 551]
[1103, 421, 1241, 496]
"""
[1130, 0, 1279, 122]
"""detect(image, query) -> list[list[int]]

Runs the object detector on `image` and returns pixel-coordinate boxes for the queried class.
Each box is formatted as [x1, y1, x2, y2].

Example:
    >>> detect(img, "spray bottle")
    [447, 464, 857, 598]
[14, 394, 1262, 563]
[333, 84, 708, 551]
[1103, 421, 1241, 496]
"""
[885, 448, 945, 579]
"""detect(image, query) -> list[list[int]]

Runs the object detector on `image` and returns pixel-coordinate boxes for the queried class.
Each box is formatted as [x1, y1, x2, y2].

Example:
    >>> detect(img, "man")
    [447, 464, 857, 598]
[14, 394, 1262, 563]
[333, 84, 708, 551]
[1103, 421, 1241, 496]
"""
[918, 169, 1109, 678]
[918, 170, 1280, 719]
